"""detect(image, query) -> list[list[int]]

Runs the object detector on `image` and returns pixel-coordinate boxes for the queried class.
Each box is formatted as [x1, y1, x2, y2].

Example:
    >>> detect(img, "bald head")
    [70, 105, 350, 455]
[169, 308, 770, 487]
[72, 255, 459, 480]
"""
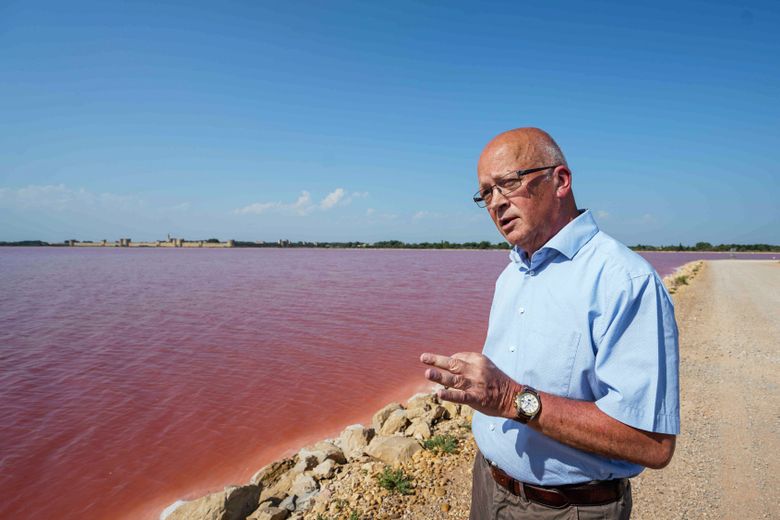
[478, 128, 567, 175]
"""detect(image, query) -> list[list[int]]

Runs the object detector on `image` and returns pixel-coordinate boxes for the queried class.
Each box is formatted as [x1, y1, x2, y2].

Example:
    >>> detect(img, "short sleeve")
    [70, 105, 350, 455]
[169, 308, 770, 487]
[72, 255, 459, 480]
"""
[594, 273, 680, 434]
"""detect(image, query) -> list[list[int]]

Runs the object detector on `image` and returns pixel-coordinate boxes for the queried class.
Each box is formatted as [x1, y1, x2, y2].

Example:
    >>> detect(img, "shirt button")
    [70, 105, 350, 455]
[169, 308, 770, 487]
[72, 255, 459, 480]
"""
[517, 307, 525, 315]
[509, 345, 516, 352]
[489, 423, 496, 431]
[528, 270, 535, 276]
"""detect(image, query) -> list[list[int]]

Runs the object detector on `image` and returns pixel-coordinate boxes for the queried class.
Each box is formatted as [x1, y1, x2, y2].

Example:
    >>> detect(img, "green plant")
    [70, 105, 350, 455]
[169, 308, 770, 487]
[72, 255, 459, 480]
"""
[674, 275, 689, 286]
[316, 508, 361, 520]
[377, 467, 414, 495]
[423, 434, 459, 454]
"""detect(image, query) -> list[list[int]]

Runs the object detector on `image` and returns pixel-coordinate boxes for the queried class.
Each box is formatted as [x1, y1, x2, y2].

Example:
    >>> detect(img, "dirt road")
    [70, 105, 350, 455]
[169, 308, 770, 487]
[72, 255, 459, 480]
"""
[633, 260, 779, 519]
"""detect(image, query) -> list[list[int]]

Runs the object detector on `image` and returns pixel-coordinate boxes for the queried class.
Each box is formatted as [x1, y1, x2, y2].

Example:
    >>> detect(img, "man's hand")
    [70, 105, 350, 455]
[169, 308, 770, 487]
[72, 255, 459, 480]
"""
[420, 352, 522, 419]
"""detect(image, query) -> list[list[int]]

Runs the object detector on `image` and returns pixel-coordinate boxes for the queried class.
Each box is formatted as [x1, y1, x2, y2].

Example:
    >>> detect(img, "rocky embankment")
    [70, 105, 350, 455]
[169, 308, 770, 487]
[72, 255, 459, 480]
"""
[167, 261, 705, 520]
[168, 393, 476, 520]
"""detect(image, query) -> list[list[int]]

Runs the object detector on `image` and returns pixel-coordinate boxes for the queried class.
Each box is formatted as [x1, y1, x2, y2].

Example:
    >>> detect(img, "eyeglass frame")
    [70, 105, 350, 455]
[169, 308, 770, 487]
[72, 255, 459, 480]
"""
[473, 164, 561, 208]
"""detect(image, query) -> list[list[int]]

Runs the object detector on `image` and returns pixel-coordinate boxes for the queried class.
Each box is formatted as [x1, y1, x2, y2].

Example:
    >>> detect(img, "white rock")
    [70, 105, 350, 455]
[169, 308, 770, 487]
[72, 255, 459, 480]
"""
[379, 409, 409, 436]
[365, 436, 422, 466]
[167, 484, 259, 520]
[311, 458, 337, 480]
[336, 424, 374, 461]
[372, 402, 403, 431]
[290, 474, 318, 498]
[406, 419, 432, 440]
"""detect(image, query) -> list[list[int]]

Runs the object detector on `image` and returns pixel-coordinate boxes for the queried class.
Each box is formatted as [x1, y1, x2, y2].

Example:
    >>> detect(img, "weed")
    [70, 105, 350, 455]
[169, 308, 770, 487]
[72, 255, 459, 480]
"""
[377, 467, 414, 495]
[316, 508, 361, 520]
[674, 275, 689, 286]
[423, 434, 459, 454]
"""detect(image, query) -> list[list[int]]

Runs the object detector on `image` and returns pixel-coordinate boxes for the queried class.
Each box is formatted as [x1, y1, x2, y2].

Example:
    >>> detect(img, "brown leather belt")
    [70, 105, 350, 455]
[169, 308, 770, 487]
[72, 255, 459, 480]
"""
[488, 460, 625, 508]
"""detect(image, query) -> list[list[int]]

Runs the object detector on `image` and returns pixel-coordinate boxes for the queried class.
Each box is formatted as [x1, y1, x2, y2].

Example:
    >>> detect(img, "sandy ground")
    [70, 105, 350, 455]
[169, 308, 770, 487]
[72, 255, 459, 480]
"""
[632, 260, 779, 519]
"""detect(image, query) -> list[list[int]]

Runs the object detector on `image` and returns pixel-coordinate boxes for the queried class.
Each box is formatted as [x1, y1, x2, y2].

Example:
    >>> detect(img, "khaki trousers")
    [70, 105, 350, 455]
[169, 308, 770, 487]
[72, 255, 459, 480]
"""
[469, 453, 632, 519]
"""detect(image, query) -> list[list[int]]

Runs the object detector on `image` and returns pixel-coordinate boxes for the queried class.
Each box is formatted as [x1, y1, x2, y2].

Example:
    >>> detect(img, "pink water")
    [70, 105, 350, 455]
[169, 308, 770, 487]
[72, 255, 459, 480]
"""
[0, 248, 775, 519]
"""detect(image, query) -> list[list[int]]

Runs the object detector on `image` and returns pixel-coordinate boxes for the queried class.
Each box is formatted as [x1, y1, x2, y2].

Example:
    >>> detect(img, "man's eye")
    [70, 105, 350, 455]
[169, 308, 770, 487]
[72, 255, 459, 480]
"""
[499, 178, 522, 190]
[479, 189, 492, 199]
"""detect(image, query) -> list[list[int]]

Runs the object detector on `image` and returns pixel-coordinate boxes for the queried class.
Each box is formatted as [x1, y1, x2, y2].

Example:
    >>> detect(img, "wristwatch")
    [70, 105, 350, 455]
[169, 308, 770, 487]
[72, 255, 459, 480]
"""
[513, 386, 541, 424]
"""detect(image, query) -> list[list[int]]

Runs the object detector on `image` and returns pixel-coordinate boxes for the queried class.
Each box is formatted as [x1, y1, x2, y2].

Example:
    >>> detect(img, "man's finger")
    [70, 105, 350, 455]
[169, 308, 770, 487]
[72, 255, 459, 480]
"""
[437, 388, 471, 405]
[420, 353, 454, 370]
[421, 352, 468, 374]
[425, 368, 466, 389]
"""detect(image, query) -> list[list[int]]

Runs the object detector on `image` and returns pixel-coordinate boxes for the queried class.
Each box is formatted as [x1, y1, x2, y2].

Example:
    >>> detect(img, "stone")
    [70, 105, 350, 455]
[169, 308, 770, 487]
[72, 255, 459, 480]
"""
[290, 474, 318, 499]
[311, 458, 337, 480]
[405, 393, 436, 420]
[259, 472, 295, 504]
[441, 503, 451, 513]
[291, 454, 319, 475]
[440, 400, 460, 419]
[309, 487, 332, 514]
[405, 419, 432, 440]
[365, 436, 422, 466]
[278, 495, 296, 512]
[379, 409, 409, 436]
[246, 504, 289, 520]
[168, 484, 260, 520]
[372, 402, 403, 431]
[420, 405, 446, 427]
[310, 441, 347, 464]
[337, 424, 374, 461]
[250, 459, 294, 486]
[406, 392, 437, 410]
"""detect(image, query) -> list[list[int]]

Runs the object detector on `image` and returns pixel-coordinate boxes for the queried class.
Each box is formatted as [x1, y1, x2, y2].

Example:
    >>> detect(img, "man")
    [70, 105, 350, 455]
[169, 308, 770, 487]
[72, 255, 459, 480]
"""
[421, 128, 679, 519]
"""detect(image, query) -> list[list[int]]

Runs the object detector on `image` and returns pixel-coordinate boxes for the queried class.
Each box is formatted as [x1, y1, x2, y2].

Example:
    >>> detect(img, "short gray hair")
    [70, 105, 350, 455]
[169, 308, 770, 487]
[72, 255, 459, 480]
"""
[539, 140, 568, 168]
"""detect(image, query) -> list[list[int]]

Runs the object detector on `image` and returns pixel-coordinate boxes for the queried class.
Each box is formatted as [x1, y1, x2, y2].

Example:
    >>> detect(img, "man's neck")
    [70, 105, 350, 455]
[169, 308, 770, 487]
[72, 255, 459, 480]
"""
[519, 208, 581, 258]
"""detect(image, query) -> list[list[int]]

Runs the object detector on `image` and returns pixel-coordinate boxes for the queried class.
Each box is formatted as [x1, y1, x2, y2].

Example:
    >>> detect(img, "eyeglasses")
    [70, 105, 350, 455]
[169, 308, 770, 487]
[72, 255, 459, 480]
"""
[473, 165, 560, 208]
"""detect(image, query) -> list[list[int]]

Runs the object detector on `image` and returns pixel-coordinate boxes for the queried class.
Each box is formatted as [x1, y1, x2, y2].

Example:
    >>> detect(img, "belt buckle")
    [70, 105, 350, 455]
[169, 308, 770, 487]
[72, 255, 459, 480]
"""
[524, 483, 571, 509]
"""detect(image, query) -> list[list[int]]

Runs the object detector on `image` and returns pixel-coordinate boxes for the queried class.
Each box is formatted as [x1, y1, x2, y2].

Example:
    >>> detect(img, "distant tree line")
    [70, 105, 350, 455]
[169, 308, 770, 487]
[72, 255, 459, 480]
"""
[1, 240, 778, 252]
[232, 240, 512, 250]
[0, 240, 58, 247]
[630, 242, 780, 252]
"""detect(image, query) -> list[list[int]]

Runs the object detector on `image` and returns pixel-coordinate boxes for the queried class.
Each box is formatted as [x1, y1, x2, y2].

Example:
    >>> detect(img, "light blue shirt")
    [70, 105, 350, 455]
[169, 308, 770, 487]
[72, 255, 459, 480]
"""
[472, 209, 680, 485]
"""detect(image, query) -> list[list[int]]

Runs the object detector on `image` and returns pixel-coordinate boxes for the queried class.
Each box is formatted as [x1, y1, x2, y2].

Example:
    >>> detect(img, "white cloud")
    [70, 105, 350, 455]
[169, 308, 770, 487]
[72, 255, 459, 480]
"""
[596, 210, 610, 220]
[412, 210, 445, 221]
[0, 184, 147, 212]
[234, 201, 280, 215]
[292, 191, 313, 215]
[235, 188, 367, 217]
[320, 188, 345, 210]
[234, 191, 312, 216]
[366, 208, 376, 216]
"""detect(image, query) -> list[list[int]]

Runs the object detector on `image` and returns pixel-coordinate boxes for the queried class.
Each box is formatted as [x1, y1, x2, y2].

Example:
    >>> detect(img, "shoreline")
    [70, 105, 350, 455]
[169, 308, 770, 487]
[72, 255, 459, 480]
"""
[160, 260, 706, 520]
[3, 245, 779, 255]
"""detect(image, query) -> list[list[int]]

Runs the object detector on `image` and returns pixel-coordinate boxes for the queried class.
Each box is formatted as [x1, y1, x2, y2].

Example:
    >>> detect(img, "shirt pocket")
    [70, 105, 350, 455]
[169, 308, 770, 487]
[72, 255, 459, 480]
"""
[517, 328, 582, 397]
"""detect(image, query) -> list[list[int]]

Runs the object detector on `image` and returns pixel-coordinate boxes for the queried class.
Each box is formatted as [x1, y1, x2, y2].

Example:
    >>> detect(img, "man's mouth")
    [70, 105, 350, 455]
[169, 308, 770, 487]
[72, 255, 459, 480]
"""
[499, 216, 517, 231]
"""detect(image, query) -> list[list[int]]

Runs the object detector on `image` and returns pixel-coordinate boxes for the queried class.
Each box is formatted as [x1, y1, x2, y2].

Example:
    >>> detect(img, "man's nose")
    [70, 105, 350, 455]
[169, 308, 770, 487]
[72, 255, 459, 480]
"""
[487, 187, 510, 212]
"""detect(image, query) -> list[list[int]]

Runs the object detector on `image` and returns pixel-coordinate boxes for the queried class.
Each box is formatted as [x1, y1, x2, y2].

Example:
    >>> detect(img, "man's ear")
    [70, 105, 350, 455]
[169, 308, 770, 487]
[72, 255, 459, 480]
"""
[554, 167, 572, 196]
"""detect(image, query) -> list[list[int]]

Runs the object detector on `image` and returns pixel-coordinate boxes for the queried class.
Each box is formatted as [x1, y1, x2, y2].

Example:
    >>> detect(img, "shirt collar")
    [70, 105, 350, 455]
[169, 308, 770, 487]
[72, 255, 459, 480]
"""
[509, 209, 600, 267]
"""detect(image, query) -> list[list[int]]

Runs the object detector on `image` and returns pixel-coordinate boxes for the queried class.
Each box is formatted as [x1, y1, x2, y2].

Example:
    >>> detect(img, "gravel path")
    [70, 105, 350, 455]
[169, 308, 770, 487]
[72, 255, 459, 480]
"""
[632, 260, 779, 519]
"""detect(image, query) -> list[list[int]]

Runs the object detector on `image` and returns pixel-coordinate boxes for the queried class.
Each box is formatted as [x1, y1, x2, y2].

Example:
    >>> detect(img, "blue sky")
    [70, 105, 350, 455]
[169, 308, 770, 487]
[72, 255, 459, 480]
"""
[1, 0, 778, 245]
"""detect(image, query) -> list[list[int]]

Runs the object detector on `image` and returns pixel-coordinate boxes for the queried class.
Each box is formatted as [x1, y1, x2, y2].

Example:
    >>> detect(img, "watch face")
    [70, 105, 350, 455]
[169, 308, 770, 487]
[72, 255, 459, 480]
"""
[519, 392, 540, 415]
